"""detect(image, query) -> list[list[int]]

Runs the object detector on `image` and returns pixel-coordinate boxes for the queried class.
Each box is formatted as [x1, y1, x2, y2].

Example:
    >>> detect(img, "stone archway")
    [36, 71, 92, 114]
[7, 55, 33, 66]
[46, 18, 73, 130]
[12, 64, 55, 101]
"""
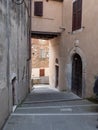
[11, 73, 18, 112]
[55, 58, 59, 88]
[66, 47, 86, 98]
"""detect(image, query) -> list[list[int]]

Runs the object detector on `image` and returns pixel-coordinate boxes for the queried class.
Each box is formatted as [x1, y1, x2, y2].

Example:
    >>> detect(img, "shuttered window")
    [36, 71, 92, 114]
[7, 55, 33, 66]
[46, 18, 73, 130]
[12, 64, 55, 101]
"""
[72, 0, 82, 31]
[40, 69, 45, 76]
[34, 1, 43, 16]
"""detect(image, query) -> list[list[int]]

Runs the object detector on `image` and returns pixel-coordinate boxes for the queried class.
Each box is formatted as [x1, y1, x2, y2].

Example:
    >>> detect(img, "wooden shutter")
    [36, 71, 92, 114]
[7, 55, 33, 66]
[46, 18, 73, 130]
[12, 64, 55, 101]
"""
[40, 69, 45, 76]
[34, 1, 43, 16]
[72, 0, 82, 31]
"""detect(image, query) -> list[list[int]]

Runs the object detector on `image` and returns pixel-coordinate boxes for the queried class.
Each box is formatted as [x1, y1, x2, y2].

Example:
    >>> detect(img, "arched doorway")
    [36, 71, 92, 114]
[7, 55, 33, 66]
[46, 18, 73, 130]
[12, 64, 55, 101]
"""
[55, 65, 59, 88]
[71, 53, 82, 97]
[12, 77, 16, 106]
[11, 77, 18, 112]
[55, 58, 59, 88]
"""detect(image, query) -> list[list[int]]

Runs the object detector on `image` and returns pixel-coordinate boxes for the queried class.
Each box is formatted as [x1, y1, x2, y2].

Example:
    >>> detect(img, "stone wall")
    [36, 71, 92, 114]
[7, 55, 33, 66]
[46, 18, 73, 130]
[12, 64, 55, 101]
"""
[0, 0, 30, 129]
[49, 37, 60, 88]
[59, 0, 98, 97]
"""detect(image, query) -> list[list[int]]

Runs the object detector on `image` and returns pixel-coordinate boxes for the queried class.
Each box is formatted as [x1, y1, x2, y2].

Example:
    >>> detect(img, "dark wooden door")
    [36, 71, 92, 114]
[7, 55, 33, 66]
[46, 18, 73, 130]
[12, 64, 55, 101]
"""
[71, 53, 82, 97]
[55, 66, 59, 88]
[12, 78, 16, 106]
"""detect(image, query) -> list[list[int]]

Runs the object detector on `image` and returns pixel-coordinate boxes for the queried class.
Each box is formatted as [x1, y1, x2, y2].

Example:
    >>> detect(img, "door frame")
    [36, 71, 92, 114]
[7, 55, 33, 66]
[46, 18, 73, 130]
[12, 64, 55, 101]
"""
[66, 47, 86, 98]
[71, 53, 82, 97]
[55, 65, 59, 88]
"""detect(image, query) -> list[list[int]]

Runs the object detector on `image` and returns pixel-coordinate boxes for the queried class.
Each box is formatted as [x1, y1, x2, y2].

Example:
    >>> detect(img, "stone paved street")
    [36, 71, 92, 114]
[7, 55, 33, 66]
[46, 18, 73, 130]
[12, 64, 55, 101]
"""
[3, 85, 98, 130]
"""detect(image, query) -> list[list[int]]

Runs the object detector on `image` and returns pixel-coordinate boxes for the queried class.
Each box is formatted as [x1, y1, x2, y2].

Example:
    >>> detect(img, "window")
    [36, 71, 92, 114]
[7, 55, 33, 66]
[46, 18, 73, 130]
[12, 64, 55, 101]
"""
[34, 1, 43, 16]
[72, 0, 82, 31]
[40, 49, 49, 59]
[40, 49, 45, 58]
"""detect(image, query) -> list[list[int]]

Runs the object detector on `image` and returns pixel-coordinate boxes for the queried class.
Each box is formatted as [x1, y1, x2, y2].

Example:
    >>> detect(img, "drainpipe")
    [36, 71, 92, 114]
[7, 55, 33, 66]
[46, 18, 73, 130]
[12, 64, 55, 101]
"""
[27, 0, 32, 61]
[26, 0, 32, 92]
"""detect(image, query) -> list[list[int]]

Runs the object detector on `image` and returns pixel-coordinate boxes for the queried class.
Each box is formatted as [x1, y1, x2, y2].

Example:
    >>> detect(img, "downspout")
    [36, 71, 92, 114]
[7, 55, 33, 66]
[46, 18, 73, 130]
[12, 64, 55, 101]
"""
[26, 0, 32, 61]
[28, 0, 32, 61]
[26, 0, 32, 92]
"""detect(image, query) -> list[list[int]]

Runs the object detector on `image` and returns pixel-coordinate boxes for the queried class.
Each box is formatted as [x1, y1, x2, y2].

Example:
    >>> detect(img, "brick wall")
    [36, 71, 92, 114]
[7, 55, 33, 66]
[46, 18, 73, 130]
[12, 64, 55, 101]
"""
[31, 39, 49, 68]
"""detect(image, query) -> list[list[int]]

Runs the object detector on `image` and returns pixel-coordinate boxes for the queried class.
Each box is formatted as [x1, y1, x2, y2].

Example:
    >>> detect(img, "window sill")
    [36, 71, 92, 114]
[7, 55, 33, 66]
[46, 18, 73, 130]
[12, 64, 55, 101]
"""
[68, 27, 85, 35]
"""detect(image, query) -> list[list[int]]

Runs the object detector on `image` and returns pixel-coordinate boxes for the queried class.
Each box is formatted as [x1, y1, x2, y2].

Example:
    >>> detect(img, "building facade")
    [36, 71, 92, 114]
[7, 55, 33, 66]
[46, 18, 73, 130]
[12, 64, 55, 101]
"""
[31, 38, 49, 84]
[0, 0, 31, 129]
[31, 0, 63, 39]
[58, 0, 98, 98]
[31, 0, 98, 98]
[50, 0, 98, 98]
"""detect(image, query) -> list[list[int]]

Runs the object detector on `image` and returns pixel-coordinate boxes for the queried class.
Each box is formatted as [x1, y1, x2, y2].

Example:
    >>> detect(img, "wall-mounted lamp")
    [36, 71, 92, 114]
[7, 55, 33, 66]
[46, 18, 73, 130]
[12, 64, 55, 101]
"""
[12, 0, 24, 5]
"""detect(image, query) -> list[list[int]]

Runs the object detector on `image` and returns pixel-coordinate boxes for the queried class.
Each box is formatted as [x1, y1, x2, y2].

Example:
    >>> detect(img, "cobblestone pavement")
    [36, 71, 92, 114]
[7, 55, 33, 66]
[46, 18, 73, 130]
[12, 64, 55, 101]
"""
[3, 85, 98, 130]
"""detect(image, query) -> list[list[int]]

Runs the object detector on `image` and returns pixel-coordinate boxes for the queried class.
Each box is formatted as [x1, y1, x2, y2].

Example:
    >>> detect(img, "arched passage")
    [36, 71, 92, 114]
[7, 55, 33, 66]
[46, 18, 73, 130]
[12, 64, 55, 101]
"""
[71, 53, 82, 97]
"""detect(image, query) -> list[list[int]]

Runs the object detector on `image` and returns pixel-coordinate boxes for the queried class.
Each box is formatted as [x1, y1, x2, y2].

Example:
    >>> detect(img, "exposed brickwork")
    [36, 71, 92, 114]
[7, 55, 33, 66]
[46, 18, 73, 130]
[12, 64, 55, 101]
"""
[31, 39, 49, 68]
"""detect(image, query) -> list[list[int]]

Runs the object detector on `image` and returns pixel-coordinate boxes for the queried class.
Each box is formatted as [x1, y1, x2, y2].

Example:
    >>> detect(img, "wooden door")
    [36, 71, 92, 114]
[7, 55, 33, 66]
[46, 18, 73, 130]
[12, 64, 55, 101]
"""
[55, 66, 59, 88]
[71, 53, 82, 97]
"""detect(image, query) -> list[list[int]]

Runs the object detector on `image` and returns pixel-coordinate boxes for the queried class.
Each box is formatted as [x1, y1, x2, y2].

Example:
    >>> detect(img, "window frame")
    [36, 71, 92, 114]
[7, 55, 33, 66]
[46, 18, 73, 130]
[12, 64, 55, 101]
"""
[72, 0, 82, 31]
[34, 1, 43, 16]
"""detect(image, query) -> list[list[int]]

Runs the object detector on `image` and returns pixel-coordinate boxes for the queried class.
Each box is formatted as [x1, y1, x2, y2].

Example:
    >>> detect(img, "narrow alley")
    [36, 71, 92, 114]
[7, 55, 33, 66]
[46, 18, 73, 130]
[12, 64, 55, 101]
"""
[1, 0, 98, 130]
[3, 85, 98, 130]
